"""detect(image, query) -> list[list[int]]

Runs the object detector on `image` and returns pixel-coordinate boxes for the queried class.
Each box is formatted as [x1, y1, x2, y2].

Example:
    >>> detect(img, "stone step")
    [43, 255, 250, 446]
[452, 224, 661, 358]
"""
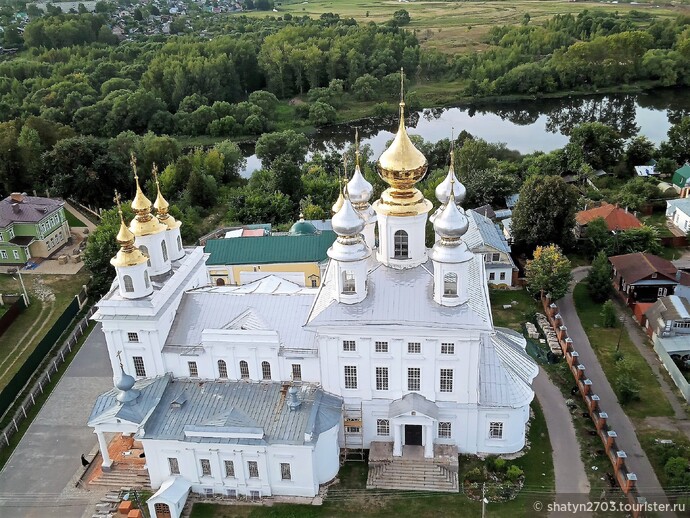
[89, 470, 150, 489]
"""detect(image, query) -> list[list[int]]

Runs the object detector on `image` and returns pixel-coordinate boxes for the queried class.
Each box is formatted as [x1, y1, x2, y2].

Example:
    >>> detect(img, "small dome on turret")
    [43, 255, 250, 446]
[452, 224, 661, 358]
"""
[115, 364, 140, 404]
[347, 130, 374, 206]
[290, 214, 318, 235]
[433, 194, 469, 239]
[116, 369, 135, 392]
[435, 150, 466, 206]
[332, 194, 365, 237]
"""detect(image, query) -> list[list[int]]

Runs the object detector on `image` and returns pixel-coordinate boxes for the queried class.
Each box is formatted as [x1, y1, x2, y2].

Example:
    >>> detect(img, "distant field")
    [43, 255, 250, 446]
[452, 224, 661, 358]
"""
[257, 0, 685, 53]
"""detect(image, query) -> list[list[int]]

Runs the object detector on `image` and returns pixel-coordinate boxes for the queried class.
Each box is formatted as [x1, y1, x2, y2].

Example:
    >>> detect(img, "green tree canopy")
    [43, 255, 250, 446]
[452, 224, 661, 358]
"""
[526, 244, 572, 300]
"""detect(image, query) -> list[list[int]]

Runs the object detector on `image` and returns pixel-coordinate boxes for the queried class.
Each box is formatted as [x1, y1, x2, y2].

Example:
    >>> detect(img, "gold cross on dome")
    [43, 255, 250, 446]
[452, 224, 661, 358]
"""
[116, 350, 123, 369]
[152, 163, 159, 183]
[130, 153, 138, 180]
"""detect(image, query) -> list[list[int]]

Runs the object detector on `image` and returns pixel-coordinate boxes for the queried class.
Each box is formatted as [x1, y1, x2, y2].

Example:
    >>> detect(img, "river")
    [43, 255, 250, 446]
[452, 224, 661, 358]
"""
[240, 89, 690, 177]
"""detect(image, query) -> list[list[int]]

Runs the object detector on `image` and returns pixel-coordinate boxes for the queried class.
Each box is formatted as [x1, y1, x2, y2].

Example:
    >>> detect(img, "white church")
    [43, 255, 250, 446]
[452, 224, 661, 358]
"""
[88, 96, 538, 517]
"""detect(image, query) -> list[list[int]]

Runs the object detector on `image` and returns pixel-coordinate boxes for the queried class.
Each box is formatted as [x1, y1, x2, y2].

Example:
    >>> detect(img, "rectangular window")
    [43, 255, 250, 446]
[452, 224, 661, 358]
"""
[673, 321, 690, 329]
[408, 342, 421, 354]
[168, 457, 179, 475]
[375, 367, 389, 391]
[224, 460, 235, 478]
[438, 422, 452, 438]
[440, 369, 453, 392]
[280, 463, 291, 480]
[342, 340, 356, 352]
[12, 250, 19, 260]
[248, 461, 259, 478]
[291, 364, 302, 381]
[345, 425, 361, 433]
[250, 490, 260, 500]
[658, 287, 667, 297]
[489, 421, 504, 439]
[375, 341, 388, 353]
[441, 342, 454, 355]
[376, 419, 390, 436]
[8, 228, 14, 238]
[0, 251, 6, 259]
[188, 361, 198, 377]
[132, 356, 146, 377]
[489, 272, 496, 281]
[492, 253, 500, 262]
[127, 332, 139, 342]
[500, 272, 506, 280]
[200, 458, 211, 477]
[344, 365, 357, 389]
[408, 367, 420, 391]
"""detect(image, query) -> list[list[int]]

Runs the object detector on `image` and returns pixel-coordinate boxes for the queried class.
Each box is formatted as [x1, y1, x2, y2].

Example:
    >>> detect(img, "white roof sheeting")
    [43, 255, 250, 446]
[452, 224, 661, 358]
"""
[307, 257, 492, 330]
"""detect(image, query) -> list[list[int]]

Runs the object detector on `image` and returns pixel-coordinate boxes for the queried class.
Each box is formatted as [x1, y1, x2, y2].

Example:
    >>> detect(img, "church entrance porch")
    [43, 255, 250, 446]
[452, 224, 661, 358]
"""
[367, 442, 459, 492]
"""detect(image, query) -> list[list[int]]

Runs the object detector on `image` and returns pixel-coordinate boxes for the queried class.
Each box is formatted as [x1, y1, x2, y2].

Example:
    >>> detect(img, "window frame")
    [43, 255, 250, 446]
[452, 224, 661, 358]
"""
[218, 359, 228, 379]
[224, 460, 235, 478]
[344, 365, 358, 389]
[489, 421, 504, 439]
[376, 419, 390, 436]
[127, 332, 139, 343]
[438, 422, 452, 439]
[407, 342, 421, 354]
[188, 361, 198, 378]
[342, 270, 356, 293]
[342, 340, 356, 352]
[440, 368, 453, 392]
[291, 364, 302, 381]
[374, 341, 389, 353]
[280, 462, 291, 481]
[247, 460, 259, 478]
[239, 360, 250, 380]
[132, 356, 146, 377]
[407, 367, 421, 391]
[393, 230, 409, 259]
[441, 342, 454, 355]
[168, 457, 180, 475]
[443, 272, 458, 296]
[375, 366, 389, 391]
[200, 458, 212, 477]
[261, 361, 271, 380]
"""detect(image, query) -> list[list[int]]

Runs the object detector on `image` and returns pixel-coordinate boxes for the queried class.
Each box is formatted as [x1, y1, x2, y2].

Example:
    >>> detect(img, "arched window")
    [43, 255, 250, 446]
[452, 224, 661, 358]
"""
[139, 245, 151, 267]
[239, 360, 249, 379]
[144, 271, 150, 288]
[444, 272, 458, 296]
[261, 361, 271, 380]
[217, 360, 228, 379]
[123, 275, 134, 292]
[177, 235, 182, 251]
[216, 278, 225, 286]
[342, 271, 356, 293]
[161, 240, 168, 262]
[393, 230, 408, 259]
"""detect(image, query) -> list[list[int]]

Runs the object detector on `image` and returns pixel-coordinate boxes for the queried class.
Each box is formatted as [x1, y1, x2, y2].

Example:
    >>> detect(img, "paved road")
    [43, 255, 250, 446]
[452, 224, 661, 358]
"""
[0, 323, 112, 518]
[534, 367, 590, 494]
[557, 268, 674, 515]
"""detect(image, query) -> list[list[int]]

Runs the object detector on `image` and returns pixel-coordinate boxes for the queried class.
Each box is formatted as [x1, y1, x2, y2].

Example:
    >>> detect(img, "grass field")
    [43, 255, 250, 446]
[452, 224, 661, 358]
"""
[257, 0, 684, 53]
[0, 272, 90, 393]
[572, 282, 673, 419]
[190, 400, 553, 518]
[64, 206, 89, 228]
[489, 288, 540, 332]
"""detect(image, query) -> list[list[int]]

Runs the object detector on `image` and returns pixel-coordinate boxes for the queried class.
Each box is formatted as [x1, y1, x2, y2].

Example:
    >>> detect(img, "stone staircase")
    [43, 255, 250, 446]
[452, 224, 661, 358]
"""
[366, 458, 459, 492]
[89, 466, 151, 489]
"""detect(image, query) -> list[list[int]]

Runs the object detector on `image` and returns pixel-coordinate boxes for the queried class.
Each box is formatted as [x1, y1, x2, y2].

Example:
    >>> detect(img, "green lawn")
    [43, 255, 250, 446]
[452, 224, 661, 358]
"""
[638, 429, 690, 507]
[190, 401, 553, 518]
[64, 207, 90, 228]
[489, 288, 541, 332]
[0, 272, 90, 392]
[640, 212, 674, 238]
[572, 283, 673, 419]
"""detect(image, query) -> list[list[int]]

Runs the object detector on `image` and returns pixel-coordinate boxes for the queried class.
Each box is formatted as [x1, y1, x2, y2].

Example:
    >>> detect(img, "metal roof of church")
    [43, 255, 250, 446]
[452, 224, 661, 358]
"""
[464, 209, 512, 253]
[204, 231, 337, 266]
[141, 380, 342, 444]
[165, 280, 317, 349]
[307, 256, 493, 330]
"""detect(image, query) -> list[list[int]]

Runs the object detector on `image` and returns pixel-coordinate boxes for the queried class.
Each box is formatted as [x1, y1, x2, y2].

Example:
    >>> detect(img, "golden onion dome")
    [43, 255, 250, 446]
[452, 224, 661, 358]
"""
[152, 164, 181, 230]
[128, 157, 167, 237]
[377, 103, 428, 189]
[131, 173, 152, 213]
[111, 191, 148, 268]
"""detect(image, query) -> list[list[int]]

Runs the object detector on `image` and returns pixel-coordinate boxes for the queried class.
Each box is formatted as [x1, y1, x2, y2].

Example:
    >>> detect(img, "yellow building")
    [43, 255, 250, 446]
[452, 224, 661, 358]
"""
[204, 221, 336, 287]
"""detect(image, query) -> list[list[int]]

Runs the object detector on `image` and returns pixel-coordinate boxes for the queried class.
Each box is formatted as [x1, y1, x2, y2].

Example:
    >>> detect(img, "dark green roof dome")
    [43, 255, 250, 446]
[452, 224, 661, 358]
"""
[289, 219, 318, 235]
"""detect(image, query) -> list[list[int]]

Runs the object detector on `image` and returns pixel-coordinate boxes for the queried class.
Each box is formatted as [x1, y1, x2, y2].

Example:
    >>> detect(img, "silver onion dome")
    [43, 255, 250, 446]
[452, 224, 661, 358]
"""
[347, 163, 374, 206]
[433, 192, 469, 240]
[115, 366, 140, 404]
[332, 195, 365, 237]
[435, 161, 466, 206]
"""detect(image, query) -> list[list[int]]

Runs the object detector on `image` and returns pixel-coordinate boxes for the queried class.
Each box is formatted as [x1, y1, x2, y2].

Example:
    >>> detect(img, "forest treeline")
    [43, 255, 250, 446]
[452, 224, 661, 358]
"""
[0, 10, 688, 148]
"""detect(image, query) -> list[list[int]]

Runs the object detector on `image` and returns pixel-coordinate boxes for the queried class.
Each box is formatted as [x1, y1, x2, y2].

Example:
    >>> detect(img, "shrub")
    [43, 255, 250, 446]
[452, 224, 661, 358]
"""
[465, 467, 485, 483]
[506, 465, 524, 482]
[494, 458, 507, 473]
[601, 300, 618, 328]
[615, 374, 641, 404]
[373, 102, 394, 117]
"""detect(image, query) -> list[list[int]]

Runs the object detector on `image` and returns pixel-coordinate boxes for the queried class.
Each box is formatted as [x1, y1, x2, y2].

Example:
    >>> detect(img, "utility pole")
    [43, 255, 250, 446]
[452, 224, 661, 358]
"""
[12, 271, 29, 307]
[482, 482, 486, 518]
[616, 315, 626, 352]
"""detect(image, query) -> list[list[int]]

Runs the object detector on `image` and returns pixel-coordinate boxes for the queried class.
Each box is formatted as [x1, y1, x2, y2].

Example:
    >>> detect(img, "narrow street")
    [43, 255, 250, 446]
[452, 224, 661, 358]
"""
[0, 324, 112, 518]
[556, 268, 673, 514]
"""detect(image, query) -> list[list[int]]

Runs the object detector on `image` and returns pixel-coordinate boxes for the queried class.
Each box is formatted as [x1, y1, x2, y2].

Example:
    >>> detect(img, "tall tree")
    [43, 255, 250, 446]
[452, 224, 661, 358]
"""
[526, 244, 572, 300]
[511, 175, 578, 252]
[587, 251, 612, 302]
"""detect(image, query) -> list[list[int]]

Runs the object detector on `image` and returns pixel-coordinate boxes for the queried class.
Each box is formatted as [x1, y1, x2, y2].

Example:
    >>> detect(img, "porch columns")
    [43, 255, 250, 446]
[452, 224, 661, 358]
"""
[393, 423, 402, 457]
[96, 430, 112, 471]
[424, 424, 433, 459]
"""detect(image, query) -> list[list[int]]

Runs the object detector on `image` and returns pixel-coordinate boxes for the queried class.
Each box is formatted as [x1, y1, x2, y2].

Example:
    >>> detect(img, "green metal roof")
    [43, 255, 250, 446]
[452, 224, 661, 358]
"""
[289, 220, 318, 235]
[205, 231, 337, 266]
[672, 163, 690, 188]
